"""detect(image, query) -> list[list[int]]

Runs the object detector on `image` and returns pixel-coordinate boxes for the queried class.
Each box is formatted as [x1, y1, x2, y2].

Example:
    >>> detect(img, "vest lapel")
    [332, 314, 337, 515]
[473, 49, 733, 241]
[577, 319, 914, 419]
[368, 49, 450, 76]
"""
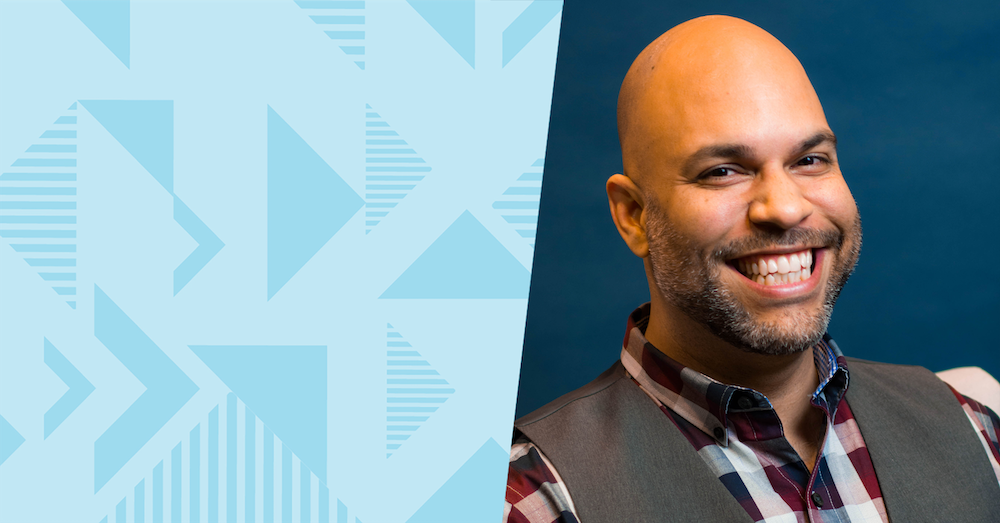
[518, 363, 752, 522]
[845, 358, 1000, 521]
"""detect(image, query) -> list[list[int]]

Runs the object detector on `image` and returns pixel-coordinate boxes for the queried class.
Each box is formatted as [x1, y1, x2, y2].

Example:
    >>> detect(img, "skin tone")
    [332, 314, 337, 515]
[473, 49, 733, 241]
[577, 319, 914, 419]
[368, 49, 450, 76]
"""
[606, 16, 861, 472]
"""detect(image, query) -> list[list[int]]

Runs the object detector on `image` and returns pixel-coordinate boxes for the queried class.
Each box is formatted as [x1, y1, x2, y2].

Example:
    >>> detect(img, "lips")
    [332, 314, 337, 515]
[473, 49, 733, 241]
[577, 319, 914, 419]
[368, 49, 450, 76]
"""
[732, 248, 814, 286]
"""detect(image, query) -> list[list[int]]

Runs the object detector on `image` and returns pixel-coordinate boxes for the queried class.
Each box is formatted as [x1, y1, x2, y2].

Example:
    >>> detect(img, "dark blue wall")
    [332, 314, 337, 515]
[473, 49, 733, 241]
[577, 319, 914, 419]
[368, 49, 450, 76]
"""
[516, 0, 1000, 418]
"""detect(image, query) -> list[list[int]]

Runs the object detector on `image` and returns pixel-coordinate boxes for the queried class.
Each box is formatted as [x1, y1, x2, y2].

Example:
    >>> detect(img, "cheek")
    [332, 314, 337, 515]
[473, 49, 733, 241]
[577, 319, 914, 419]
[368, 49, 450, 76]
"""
[669, 193, 748, 245]
[805, 177, 858, 227]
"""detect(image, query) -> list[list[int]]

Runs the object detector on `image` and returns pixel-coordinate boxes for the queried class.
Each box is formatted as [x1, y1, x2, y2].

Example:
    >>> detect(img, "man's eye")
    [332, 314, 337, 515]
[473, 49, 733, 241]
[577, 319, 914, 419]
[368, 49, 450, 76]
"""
[702, 167, 739, 178]
[797, 155, 827, 167]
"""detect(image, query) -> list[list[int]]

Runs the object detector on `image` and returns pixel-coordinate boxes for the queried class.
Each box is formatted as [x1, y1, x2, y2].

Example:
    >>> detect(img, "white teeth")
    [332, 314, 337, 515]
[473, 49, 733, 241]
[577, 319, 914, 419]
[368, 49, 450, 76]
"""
[777, 256, 789, 274]
[736, 248, 816, 286]
[737, 248, 816, 286]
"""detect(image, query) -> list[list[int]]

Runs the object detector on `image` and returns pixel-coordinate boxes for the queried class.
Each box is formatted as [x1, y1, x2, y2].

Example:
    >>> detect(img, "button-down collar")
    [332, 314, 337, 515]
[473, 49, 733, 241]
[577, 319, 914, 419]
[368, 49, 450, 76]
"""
[619, 303, 850, 446]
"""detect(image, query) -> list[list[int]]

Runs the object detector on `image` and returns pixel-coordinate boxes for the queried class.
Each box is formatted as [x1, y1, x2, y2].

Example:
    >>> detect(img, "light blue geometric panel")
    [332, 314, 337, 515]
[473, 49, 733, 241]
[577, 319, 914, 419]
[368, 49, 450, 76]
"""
[172, 196, 224, 296]
[296, 0, 367, 70]
[494, 157, 544, 249]
[79, 100, 173, 194]
[502, 0, 563, 67]
[365, 104, 431, 234]
[61, 0, 130, 68]
[42, 337, 95, 438]
[267, 105, 364, 300]
[0, 2, 562, 520]
[93, 286, 199, 492]
[380, 210, 531, 299]
[405, 439, 509, 523]
[0, 109, 79, 308]
[0, 414, 25, 467]
[188, 345, 328, 484]
[386, 324, 454, 458]
[407, 0, 475, 68]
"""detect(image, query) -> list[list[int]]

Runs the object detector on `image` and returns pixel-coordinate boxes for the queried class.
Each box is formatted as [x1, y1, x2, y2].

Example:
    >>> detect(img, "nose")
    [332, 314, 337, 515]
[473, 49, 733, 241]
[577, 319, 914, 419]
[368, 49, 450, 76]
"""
[747, 165, 814, 230]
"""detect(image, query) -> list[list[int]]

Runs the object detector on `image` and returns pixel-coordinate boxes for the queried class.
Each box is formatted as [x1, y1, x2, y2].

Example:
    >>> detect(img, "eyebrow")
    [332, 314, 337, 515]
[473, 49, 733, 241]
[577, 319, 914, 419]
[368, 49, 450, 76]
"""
[682, 131, 838, 174]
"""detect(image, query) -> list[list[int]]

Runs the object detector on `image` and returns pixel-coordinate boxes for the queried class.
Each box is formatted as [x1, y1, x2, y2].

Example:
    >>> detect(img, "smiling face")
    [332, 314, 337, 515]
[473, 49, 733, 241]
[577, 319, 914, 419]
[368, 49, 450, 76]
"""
[612, 16, 862, 355]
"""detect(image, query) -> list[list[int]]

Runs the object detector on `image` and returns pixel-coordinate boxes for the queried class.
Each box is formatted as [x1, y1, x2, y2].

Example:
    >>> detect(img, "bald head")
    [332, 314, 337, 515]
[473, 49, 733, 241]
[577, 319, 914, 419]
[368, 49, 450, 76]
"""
[617, 16, 828, 186]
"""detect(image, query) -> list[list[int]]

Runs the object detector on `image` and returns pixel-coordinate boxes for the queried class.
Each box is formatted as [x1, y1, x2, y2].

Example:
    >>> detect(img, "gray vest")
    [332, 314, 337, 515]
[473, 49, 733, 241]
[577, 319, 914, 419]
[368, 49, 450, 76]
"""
[515, 358, 1000, 522]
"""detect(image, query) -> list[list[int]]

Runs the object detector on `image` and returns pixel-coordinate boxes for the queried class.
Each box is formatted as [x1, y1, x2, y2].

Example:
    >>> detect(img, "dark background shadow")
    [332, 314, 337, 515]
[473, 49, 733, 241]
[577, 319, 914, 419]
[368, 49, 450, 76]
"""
[516, 0, 1000, 418]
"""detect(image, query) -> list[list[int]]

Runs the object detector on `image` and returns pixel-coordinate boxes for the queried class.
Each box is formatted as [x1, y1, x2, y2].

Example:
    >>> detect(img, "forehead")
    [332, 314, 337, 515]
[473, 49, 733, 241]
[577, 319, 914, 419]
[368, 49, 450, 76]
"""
[620, 27, 832, 172]
[643, 64, 830, 161]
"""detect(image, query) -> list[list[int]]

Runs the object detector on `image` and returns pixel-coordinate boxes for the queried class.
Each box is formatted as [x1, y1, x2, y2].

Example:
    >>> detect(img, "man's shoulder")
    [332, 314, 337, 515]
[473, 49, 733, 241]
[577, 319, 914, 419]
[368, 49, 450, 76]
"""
[514, 360, 630, 428]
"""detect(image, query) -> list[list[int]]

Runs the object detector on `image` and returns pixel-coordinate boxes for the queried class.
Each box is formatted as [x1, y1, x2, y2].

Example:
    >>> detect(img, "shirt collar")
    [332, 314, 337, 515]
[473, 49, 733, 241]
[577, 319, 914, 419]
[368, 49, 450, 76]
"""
[620, 303, 850, 446]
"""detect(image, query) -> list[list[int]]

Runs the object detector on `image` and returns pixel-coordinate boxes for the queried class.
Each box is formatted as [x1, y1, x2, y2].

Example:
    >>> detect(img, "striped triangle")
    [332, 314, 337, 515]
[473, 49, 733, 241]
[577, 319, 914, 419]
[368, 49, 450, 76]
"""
[96, 395, 344, 522]
[364, 105, 431, 234]
[0, 110, 79, 308]
[386, 324, 454, 457]
[493, 158, 543, 249]
[296, 0, 366, 70]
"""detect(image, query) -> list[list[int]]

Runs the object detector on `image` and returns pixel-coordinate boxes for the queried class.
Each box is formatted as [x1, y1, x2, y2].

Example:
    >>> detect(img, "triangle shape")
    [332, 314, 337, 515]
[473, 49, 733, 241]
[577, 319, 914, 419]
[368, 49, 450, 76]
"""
[406, 1, 475, 67]
[405, 439, 508, 523]
[79, 100, 173, 193]
[267, 106, 363, 300]
[380, 211, 529, 299]
[493, 158, 543, 250]
[62, 1, 130, 68]
[0, 414, 25, 466]
[2, 109, 79, 304]
[364, 104, 430, 233]
[189, 345, 327, 483]
[386, 325, 453, 457]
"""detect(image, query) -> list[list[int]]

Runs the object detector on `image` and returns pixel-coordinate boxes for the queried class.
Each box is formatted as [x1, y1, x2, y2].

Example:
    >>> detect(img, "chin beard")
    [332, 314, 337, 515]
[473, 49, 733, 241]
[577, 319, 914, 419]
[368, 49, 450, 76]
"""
[644, 204, 862, 356]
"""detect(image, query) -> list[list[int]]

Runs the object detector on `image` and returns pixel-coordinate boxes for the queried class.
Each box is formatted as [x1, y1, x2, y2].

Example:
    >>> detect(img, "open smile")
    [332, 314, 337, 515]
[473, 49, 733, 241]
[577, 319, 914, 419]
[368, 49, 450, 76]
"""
[729, 248, 817, 287]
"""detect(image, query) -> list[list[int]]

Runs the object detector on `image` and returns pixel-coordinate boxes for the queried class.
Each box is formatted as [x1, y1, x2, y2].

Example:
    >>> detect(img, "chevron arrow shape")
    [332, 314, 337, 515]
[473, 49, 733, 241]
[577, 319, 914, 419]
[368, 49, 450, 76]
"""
[92, 285, 198, 492]
[43, 338, 95, 438]
[173, 196, 224, 295]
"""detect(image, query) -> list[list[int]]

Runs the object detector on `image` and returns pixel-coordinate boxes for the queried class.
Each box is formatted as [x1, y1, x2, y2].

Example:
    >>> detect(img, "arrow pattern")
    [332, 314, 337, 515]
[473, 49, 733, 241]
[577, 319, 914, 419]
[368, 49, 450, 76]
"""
[93, 286, 199, 492]
[43, 337, 95, 438]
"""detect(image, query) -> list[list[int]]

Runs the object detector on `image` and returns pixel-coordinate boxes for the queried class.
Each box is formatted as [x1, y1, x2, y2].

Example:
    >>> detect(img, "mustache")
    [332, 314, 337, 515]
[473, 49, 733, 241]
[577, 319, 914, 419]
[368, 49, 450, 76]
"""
[713, 228, 843, 261]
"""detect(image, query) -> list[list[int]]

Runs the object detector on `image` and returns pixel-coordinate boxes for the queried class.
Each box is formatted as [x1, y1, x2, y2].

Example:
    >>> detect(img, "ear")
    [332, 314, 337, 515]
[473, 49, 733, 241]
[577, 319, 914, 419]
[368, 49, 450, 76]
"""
[606, 174, 649, 258]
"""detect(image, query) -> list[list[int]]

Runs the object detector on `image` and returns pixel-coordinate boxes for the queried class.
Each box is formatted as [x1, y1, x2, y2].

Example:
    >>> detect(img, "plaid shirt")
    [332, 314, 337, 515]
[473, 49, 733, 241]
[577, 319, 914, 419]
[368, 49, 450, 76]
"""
[505, 305, 1000, 523]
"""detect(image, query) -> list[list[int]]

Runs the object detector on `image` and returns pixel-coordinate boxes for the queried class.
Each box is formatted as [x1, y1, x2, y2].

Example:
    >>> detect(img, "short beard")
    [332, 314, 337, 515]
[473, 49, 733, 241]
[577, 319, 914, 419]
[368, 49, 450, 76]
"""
[645, 201, 862, 356]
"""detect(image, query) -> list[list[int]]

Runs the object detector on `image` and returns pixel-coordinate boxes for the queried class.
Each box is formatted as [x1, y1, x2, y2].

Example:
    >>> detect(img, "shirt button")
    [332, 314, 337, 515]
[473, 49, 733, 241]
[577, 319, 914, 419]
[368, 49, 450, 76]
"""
[811, 492, 824, 508]
[737, 396, 753, 409]
[713, 427, 725, 440]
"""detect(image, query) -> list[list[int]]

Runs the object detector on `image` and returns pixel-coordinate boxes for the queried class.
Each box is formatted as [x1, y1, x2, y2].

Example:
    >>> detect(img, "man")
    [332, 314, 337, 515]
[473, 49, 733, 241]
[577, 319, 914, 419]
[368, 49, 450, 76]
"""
[505, 15, 1000, 523]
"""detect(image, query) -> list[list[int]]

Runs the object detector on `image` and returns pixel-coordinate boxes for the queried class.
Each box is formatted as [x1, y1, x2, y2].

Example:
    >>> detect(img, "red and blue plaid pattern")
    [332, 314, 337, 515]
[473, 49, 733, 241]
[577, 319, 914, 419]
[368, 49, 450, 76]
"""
[505, 305, 1000, 523]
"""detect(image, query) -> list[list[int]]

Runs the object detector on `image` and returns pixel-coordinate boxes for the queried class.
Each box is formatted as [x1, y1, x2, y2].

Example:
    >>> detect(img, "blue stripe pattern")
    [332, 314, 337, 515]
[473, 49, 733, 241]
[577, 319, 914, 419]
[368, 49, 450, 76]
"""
[0, 104, 78, 308]
[297, 0, 366, 69]
[385, 323, 453, 457]
[364, 105, 431, 234]
[493, 158, 544, 249]
[97, 397, 353, 523]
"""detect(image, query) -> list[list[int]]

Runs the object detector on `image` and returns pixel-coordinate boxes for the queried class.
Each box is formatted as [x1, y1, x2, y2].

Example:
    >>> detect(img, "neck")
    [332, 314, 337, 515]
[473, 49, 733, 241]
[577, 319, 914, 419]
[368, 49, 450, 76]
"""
[641, 297, 826, 471]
